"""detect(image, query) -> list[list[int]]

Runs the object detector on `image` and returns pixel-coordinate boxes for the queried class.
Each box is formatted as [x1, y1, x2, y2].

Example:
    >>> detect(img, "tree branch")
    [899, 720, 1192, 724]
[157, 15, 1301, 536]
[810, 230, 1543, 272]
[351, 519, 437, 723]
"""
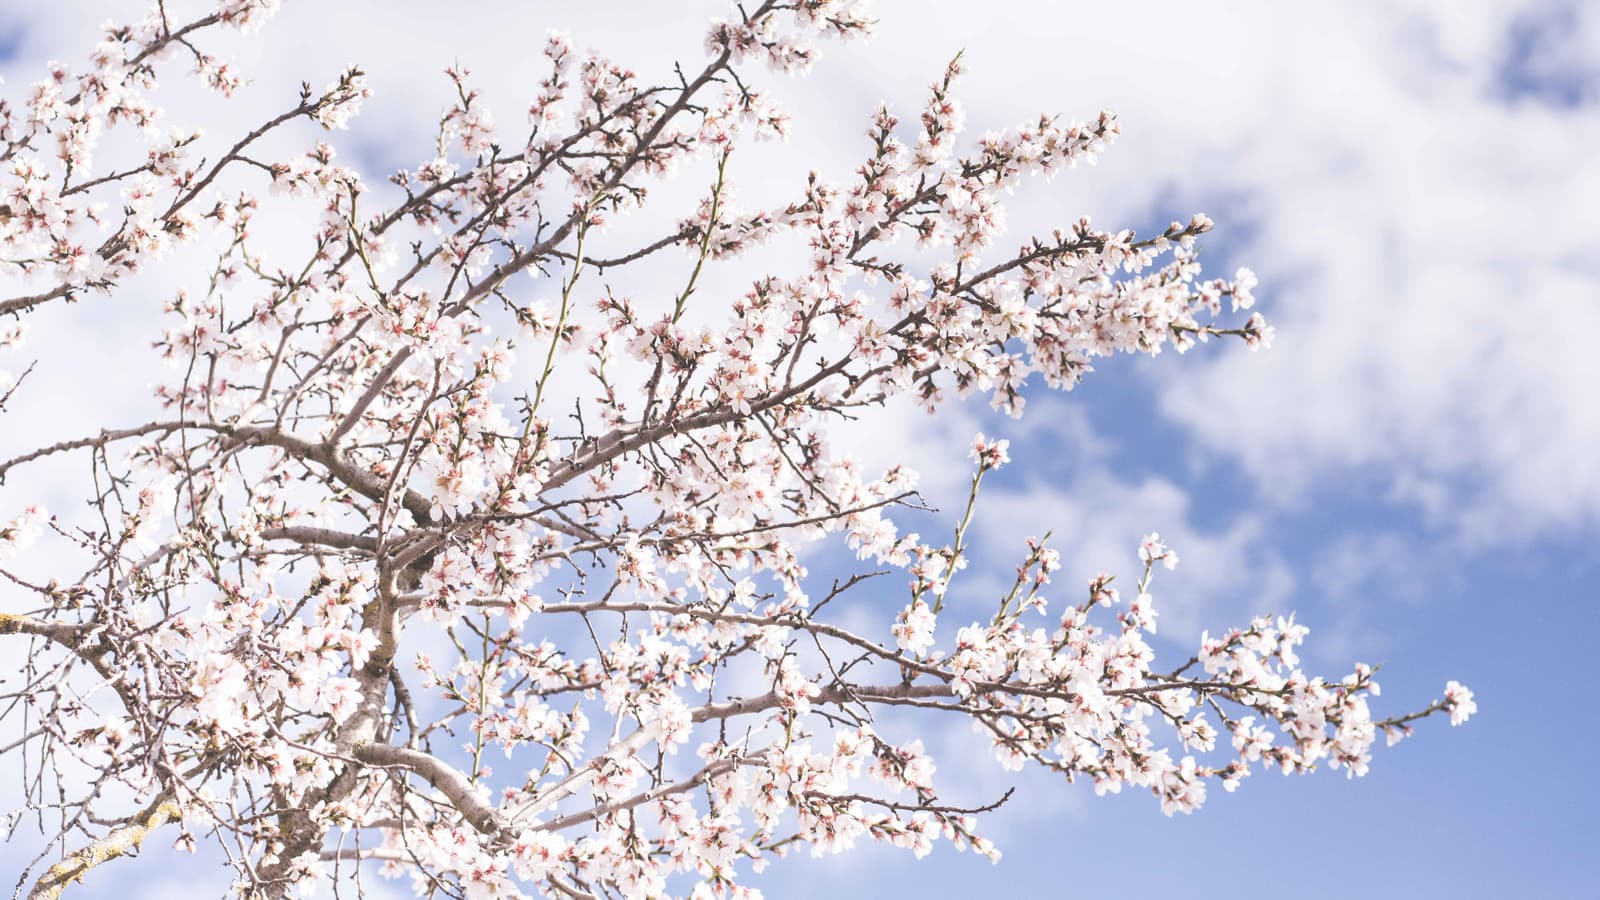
[28, 796, 182, 900]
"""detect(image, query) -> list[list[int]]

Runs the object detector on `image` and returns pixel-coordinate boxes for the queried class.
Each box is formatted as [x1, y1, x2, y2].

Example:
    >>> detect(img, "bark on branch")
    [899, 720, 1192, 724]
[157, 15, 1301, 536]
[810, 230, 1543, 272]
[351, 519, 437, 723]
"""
[28, 797, 181, 900]
[353, 742, 508, 836]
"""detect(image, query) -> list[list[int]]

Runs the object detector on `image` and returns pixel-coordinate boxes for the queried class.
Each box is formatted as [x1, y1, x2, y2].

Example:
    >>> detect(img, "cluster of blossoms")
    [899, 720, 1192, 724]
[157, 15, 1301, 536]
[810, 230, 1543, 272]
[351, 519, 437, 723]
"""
[0, 2, 1469, 899]
[0, 503, 45, 562]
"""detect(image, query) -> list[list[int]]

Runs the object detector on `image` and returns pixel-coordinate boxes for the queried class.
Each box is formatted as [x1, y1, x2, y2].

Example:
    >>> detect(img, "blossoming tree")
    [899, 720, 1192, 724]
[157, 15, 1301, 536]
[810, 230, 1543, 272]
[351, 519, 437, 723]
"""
[0, 1, 1474, 897]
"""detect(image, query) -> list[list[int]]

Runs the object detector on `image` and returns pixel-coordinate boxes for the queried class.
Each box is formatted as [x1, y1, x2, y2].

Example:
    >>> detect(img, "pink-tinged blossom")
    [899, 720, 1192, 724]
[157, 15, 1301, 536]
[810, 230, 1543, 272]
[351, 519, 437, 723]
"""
[1139, 532, 1180, 570]
[892, 598, 938, 655]
[1242, 310, 1275, 350]
[0, 505, 46, 562]
[1232, 267, 1259, 310]
[217, 0, 284, 32]
[1443, 680, 1478, 725]
[969, 432, 1011, 470]
[311, 66, 371, 130]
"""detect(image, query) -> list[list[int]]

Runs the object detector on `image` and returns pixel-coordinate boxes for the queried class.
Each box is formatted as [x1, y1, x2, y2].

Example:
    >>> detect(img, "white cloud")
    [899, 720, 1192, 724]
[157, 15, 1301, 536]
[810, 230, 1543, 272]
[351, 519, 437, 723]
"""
[950, 404, 1297, 642]
[803, 0, 1599, 547]
[1006, 0, 1600, 544]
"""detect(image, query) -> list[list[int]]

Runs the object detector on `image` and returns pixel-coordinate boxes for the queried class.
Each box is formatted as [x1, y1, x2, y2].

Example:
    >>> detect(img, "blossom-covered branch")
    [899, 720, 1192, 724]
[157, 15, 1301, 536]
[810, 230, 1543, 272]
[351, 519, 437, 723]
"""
[0, 1, 1469, 898]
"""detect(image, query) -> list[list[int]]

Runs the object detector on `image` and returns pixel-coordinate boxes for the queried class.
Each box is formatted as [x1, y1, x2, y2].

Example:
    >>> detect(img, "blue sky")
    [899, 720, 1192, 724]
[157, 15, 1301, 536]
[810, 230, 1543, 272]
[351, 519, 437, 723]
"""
[1, 1, 1596, 897]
